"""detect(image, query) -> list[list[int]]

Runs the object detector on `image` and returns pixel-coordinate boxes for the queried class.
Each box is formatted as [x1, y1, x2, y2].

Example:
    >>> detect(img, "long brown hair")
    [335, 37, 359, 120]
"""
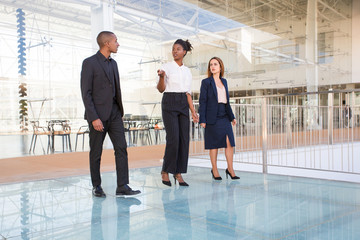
[207, 57, 224, 78]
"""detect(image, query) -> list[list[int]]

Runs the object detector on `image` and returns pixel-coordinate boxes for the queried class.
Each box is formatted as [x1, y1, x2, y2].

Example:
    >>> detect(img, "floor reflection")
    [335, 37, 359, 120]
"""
[91, 197, 105, 240]
[0, 166, 360, 239]
[162, 188, 192, 239]
[116, 197, 141, 240]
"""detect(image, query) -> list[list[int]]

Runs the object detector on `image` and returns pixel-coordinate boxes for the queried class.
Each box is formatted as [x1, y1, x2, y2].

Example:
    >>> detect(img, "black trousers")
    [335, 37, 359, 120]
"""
[89, 103, 128, 187]
[161, 92, 190, 174]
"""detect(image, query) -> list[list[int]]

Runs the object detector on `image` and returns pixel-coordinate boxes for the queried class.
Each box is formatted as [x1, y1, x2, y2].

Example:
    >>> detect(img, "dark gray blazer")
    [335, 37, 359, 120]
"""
[81, 51, 124, 122]
[199, 76, 235, 125]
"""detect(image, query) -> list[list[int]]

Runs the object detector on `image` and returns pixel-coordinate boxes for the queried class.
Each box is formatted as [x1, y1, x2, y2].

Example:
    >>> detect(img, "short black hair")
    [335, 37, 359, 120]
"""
[97, 31, 115, 47]
[173, 39, 193, 56]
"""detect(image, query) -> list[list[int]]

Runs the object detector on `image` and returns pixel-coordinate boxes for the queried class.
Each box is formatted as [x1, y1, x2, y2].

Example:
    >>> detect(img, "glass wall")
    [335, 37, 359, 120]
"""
[0, 0, 358, 133]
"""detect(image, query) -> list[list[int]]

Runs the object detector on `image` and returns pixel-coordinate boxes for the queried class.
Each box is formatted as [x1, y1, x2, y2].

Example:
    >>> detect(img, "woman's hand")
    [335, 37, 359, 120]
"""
[232, 119, 237, 126]
[200, 123, 206, 128]
[157, 70, 166, 92]
[192, 112, 199, 123]
[157, 69, 165, 77]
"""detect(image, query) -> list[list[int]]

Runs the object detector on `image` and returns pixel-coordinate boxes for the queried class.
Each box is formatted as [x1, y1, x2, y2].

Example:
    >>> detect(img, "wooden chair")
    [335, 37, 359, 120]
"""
[74, 125, 89, 151]
[130, 123, 152, 145]
[149, 118, 165, 144]
[29, 121, 51, 153]
[153, 123, 165, 144]
[48, 120, 72, 152]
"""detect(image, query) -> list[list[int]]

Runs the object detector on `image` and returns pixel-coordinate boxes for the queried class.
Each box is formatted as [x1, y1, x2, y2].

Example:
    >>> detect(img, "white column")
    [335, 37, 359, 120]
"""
[352, 0, 360, 83]
[305, 0, 318, 90]
[91, 1, 114, 52]
[305, 0, 319, 129]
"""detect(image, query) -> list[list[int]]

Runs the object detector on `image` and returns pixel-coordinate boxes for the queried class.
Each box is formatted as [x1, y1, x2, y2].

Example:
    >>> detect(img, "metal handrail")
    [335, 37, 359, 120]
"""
[191, 90, 360, 176]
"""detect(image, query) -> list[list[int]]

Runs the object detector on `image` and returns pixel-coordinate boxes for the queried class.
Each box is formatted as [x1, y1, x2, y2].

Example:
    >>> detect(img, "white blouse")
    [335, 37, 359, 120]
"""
[160, 61, 192, 94]
[217, 85, 227, 104]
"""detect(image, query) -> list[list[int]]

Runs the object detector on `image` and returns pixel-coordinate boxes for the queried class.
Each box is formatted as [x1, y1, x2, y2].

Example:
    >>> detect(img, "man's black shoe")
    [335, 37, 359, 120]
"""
[92, 185, 106, 197]
[116, 185, 141, 196]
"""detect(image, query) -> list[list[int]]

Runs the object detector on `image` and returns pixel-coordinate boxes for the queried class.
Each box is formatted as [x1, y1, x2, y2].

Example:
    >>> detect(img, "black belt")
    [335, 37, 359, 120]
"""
[164, 92, 186, 95]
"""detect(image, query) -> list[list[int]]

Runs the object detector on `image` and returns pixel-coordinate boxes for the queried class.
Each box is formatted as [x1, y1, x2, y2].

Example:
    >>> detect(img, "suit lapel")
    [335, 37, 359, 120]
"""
[210, 76, 218, 101]
[221, 78, 229, 100]
[95, 53, 111, 83]
[113, 61, 121, 98]
[112, 60, 120, 85]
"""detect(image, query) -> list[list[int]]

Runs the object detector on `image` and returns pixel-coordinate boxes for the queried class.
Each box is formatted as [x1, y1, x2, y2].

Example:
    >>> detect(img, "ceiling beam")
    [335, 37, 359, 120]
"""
[0, 0, 322, 65]
[318, 0, 348, 19]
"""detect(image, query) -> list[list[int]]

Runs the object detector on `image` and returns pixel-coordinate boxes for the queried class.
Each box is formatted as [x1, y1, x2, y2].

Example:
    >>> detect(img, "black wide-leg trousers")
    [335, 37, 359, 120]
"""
[89, 103, 129, 187]
[161, 92, 190, 174]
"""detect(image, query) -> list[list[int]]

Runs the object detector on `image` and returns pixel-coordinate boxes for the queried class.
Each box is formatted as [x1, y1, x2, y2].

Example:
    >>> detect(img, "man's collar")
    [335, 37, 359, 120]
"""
[97, 51, 111, 61]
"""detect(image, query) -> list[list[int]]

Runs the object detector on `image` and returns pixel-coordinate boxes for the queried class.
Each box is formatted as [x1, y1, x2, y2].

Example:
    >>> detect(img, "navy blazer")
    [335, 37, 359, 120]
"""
[81, 51, 124, 122]
[199, 76, 235, 124]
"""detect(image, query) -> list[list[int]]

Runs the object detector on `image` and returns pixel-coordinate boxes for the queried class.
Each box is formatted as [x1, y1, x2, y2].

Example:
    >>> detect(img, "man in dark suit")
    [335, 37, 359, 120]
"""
[81, 31, 140, 197]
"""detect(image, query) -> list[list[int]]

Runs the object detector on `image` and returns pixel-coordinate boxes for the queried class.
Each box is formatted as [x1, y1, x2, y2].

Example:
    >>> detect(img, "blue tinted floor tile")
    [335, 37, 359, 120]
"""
[1, 166, 360, 240]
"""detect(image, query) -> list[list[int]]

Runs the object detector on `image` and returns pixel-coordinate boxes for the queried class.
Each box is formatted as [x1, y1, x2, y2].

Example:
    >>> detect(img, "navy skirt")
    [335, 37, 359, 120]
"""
[204, 103, 235, 149]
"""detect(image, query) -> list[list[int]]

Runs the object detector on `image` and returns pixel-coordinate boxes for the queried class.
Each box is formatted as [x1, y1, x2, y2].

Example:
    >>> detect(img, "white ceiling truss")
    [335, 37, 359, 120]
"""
[0, 0, 352, 66]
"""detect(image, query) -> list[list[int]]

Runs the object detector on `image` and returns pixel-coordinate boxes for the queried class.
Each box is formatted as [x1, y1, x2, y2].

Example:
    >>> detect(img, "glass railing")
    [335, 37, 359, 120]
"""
[190, 89, 360, 175]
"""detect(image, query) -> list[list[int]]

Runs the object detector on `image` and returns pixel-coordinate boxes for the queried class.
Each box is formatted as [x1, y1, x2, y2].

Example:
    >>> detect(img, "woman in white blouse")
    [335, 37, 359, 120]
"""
[157, 39, 199, 187]
[198, 57, 239, 180]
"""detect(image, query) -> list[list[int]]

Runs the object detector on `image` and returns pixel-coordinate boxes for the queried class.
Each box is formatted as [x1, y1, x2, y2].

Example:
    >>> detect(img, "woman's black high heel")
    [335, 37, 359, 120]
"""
[173, 175, 189, 186]
[225, 169, 240, 180]
[162, 180, 171, 186]
[211, 170, 222, 180]
[161, 172, 171, 186]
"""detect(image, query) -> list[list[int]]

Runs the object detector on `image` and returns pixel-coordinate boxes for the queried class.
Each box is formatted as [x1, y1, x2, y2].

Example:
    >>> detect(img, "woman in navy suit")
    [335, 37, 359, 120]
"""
[199, 57, 239, 180]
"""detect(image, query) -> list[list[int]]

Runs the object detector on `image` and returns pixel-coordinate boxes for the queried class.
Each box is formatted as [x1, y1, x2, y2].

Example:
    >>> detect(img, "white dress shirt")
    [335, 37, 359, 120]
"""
[160, 61, 192, 94]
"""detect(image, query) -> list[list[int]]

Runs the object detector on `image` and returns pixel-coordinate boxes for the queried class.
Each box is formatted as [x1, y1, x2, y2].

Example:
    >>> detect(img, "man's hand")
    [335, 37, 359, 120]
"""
[200, 123, 206, 128]
[92, 119, 104, 132]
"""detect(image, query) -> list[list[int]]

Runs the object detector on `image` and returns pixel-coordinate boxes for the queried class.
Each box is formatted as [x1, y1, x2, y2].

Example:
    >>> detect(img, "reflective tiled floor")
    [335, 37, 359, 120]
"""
[1, 166, 360, 240]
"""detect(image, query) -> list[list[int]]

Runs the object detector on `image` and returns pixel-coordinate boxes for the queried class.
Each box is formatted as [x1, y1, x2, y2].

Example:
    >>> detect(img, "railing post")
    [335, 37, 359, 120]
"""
[328, 91, 333, 145]
[286, 105, 292, 148]
[262, 98, 268, 173]
[351, 91, 355, 129]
